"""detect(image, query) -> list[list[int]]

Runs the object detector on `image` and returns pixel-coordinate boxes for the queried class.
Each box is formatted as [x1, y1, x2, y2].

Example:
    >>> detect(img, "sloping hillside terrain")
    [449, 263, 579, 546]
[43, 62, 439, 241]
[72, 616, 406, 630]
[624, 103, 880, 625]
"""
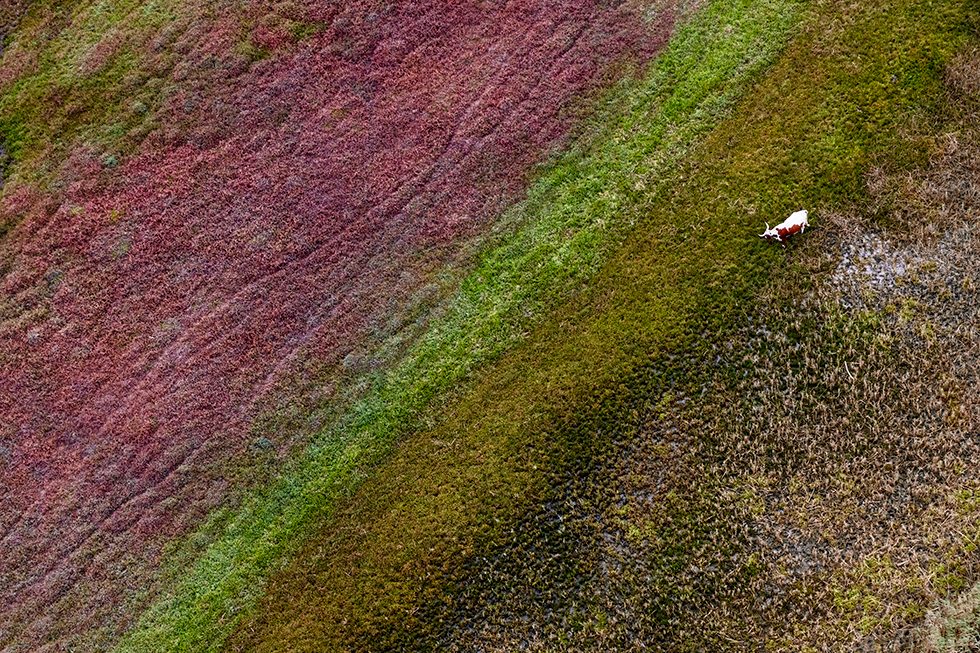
[1, 0, 978, 651]
[1, 1, 672, 648]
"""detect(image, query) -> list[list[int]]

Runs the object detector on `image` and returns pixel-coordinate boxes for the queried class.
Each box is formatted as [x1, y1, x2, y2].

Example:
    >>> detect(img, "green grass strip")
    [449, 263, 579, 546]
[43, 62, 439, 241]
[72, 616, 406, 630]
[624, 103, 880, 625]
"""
[114, 0, 805, 650]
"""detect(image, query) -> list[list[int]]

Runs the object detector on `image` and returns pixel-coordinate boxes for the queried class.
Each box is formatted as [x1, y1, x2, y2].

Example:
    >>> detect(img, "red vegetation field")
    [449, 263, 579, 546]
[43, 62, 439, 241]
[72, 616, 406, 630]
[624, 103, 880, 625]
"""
[0, 1, 672, 646]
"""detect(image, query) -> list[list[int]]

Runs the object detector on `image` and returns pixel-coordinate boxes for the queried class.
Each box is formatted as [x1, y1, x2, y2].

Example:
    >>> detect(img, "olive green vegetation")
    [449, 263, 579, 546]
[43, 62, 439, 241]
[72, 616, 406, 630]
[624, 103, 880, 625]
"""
[0, 0, 185, 188]
[114, 0, 808, 650]
[218, 0, 978, 650]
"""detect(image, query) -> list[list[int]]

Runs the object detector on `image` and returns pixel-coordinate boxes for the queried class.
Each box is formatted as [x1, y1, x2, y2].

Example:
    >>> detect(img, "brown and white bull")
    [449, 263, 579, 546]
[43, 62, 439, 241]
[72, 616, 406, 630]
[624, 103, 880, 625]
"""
[759, 209, 809, 246]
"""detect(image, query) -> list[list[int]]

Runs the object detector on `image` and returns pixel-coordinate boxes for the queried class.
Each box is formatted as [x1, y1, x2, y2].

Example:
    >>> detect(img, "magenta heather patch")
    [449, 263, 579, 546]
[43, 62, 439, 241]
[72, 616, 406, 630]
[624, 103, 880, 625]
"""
[0, 0, 672, 647]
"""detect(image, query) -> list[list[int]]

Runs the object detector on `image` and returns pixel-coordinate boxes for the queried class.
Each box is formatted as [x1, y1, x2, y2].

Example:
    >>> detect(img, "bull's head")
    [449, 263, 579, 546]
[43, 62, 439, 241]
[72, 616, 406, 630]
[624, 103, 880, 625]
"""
[758, 221, 786, 245]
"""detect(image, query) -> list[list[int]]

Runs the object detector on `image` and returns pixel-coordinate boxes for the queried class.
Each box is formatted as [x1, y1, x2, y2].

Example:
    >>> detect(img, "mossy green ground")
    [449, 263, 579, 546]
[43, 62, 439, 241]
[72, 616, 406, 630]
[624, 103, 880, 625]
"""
[0, 0, 186, 188]
[113, 0, 979, 650]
